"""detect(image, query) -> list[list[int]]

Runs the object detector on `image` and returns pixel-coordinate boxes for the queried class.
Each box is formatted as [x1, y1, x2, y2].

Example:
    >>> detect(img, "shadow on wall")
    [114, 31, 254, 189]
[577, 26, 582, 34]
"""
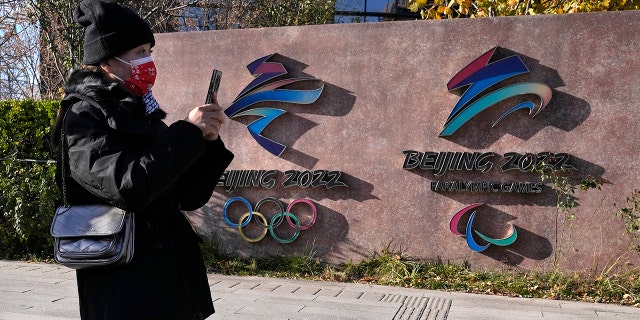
[227, 53, 357, 169]
[442, 47, 591, 149]
[277, 171, 379, 202]
[479, 225, 554, 265]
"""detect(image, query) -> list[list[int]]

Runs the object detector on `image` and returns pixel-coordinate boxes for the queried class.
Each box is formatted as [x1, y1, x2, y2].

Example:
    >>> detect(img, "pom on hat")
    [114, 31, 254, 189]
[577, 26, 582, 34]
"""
[74, 0, 155, 65]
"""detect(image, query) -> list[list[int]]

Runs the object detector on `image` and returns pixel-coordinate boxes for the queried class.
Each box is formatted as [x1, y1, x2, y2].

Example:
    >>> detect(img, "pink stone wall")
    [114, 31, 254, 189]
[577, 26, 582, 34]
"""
[153, 11, 640, 272]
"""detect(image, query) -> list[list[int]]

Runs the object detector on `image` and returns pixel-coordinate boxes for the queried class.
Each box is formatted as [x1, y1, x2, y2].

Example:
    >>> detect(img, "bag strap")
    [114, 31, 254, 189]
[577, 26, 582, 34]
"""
[59, 93, 103, 207]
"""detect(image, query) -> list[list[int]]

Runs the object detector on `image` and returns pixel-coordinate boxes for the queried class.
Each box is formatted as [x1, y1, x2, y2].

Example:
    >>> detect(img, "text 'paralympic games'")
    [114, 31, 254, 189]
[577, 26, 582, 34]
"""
[403, 151, 576, 194]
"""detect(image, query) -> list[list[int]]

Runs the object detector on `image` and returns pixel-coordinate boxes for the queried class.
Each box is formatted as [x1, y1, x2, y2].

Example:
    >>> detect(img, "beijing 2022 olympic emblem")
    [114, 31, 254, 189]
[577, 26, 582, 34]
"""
[224, 54, 324, 156]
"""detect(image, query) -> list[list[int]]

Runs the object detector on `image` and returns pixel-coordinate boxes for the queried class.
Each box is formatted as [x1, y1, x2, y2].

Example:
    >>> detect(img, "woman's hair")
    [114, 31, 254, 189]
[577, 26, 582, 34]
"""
[50, 65, 107, 151]
[81, 64, 102, 71]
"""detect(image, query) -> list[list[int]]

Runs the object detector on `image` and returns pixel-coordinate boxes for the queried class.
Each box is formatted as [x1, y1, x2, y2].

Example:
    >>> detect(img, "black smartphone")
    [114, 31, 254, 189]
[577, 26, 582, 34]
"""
[205, 69, 222, 104]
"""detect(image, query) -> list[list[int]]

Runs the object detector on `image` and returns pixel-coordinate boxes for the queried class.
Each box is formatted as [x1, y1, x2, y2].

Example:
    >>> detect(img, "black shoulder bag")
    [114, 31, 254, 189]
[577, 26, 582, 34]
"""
[50, 94, 135, 269]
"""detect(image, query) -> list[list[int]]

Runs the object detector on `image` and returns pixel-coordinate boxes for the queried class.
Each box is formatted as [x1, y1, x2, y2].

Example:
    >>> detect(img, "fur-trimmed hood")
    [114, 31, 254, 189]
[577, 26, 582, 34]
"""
[51, 68, 166, 151]
[63, 68, 166, 119]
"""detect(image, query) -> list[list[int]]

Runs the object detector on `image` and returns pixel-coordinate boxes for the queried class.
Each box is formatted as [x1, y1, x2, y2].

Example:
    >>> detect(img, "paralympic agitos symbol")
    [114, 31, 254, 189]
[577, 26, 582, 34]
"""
[440, 47, 553, 136]
[224, 54, 325, 156]
[449, 203, 517, 252]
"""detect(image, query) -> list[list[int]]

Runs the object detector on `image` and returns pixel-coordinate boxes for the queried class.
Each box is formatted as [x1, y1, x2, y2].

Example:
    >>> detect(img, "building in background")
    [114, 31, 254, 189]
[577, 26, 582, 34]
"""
[335, 0, 419, 23]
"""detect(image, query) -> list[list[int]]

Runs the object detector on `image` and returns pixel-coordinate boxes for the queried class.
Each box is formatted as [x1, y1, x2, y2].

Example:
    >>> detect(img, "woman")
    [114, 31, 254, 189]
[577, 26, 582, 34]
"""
[50, 1, 233, 319]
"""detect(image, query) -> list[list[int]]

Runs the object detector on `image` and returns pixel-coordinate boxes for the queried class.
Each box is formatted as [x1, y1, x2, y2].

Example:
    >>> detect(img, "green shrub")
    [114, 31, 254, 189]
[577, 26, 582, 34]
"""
[0, 100, 59, 260]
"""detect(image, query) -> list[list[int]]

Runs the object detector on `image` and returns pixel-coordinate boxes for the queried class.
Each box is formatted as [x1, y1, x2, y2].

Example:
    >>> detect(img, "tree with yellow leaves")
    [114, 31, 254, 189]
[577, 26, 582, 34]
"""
[408, 0, 640, 19]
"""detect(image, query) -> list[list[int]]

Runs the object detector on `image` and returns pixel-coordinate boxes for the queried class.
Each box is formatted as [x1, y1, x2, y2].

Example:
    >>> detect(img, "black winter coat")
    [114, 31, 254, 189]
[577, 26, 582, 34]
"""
[54, 69, 233, 320]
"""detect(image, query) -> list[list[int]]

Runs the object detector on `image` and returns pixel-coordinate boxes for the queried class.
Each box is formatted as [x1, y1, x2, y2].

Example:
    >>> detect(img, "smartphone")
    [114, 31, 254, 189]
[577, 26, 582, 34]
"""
[205, 69, 222, 104]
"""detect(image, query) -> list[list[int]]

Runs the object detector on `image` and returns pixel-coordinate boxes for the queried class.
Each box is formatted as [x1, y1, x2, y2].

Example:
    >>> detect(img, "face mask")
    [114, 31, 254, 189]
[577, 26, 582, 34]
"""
[113, 56, 156, 96]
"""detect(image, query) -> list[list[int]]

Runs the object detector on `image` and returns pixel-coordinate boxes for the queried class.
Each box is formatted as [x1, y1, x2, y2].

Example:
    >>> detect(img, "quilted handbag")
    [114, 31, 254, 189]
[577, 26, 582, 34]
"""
[50, 205, 135, 269]
[50, 94, 135, 269]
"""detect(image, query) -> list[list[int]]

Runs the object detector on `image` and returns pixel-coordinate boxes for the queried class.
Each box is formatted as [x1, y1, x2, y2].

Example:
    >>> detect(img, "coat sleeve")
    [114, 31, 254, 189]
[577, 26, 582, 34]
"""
[65, 100, 207, 211]
[176, 137, 234, 211]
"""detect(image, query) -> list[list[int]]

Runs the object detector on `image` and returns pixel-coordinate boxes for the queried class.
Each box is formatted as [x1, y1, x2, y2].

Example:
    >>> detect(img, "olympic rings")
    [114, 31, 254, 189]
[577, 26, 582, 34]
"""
[286, 199, 317, 230]
[270, 212, 300, 244]
[223, 197, 317, 243]
[223, 197, 252, 228]
[254, 197, 285, 228]
[238, 212, 268, 242]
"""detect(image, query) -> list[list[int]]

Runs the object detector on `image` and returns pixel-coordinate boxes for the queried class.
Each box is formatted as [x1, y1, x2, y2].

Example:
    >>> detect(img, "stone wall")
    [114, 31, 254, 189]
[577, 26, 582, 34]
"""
[153, 11, 640, 272]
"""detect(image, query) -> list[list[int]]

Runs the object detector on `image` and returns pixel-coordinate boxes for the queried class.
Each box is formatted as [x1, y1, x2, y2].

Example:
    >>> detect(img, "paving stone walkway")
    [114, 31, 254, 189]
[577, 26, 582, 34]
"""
[2, 260, 639, 320]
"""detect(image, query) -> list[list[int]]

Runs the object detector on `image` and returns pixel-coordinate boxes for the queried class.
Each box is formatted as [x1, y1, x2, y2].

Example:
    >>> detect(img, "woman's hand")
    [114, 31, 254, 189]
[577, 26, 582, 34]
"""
[185, 93, 227, 140]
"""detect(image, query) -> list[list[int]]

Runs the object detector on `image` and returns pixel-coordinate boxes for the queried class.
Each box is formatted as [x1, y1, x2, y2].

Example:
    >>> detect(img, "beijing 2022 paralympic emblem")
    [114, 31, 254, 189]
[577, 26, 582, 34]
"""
[440, 47, 553, 137]
[443, 48, 553, 251]
[449, 204, 517, 252]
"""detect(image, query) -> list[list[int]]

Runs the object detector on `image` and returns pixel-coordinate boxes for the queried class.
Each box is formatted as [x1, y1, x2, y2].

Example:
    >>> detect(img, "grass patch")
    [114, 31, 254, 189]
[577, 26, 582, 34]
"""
[200, 242, 640, 307]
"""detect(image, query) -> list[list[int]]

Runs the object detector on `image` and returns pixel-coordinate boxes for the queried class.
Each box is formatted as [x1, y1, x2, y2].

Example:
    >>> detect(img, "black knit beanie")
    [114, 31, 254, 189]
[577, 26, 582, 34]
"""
[74, 0, 155, 65]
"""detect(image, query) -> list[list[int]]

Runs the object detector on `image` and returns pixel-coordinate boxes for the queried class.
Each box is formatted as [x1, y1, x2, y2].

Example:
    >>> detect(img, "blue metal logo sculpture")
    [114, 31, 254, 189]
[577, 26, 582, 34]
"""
[441, 47, 552, 136]
[449, 203, 518, 252]
[225, 54, 325, 156]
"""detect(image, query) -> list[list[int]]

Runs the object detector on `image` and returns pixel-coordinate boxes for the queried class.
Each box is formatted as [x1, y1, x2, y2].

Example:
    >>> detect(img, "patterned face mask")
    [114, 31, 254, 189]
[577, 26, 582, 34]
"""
[114, 56, 156, 96]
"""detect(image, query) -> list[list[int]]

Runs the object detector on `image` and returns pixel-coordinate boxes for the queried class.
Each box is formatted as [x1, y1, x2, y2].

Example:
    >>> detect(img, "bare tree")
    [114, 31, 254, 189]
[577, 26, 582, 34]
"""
[0, 1, 40, 99]
[123, 0, 182, 32]
[27, 0, 84, 100]
[0, 0, 335, 100]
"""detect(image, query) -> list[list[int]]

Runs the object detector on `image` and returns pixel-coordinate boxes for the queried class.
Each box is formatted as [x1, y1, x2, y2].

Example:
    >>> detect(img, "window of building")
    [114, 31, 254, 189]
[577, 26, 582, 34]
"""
[335, 0, 420, 23]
